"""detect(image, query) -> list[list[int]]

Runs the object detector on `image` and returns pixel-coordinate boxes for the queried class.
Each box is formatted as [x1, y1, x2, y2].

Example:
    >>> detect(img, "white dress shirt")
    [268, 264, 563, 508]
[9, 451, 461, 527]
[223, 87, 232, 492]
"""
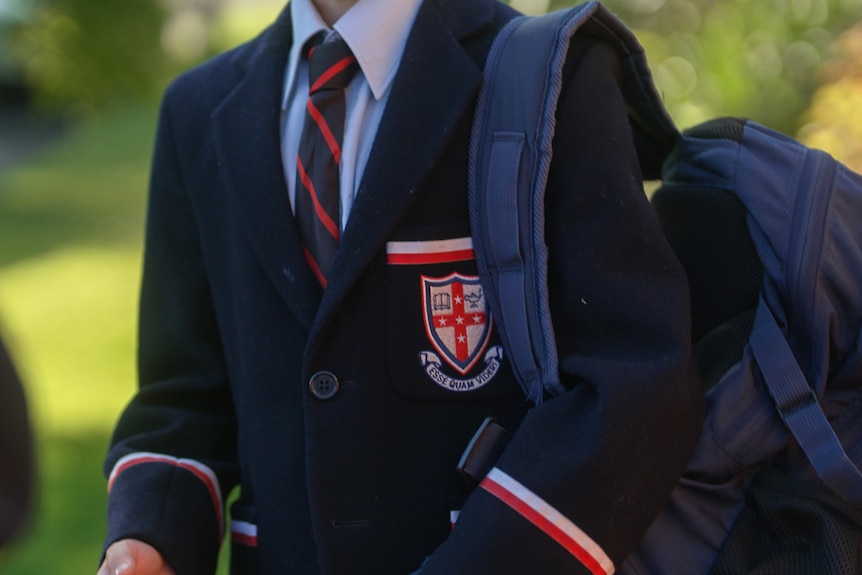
[282, 0, 424, 230]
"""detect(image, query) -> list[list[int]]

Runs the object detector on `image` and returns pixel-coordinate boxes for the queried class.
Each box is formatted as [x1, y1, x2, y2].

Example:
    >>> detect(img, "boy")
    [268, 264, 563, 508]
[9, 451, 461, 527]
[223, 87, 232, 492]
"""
[99, 0, 703, 573]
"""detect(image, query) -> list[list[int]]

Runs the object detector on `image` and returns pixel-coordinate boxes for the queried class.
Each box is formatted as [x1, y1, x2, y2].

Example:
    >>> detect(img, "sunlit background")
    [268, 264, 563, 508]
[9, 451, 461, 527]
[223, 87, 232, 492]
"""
[0, 0, 859, 573]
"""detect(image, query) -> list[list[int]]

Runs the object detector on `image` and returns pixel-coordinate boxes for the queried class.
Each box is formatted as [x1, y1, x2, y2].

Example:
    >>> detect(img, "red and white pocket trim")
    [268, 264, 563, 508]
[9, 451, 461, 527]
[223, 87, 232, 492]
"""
[449, 509, 461, 530]
[108, 452, 224, 537]
[481, 467, 615, 575]
[386, 237, 475, 265]
[231, 520, 259, 547]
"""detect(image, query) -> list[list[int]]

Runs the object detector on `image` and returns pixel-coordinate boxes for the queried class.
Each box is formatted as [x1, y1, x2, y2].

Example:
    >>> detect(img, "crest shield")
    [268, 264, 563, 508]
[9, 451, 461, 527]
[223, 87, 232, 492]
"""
[421, 273, 493, 374]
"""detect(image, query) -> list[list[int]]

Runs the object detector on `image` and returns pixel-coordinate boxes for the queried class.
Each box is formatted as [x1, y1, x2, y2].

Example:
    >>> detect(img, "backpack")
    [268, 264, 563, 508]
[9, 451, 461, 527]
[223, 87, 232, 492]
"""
[467, 2, 862, 572]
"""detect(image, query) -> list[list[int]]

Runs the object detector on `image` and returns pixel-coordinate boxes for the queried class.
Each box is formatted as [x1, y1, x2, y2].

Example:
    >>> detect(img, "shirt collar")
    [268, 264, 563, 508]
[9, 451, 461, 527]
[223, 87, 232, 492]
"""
[283, 0, 423, 108]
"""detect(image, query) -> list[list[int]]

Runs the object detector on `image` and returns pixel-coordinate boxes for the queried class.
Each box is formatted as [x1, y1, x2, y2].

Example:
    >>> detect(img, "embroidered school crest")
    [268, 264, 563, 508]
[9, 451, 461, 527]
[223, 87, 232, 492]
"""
[419, 273, 502, 391]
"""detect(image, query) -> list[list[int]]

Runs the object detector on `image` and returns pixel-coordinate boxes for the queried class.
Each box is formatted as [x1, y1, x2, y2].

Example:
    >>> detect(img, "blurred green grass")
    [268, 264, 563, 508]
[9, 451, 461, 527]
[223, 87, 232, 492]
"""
[0, 104, 232, 573]
[0, 104, 151, 435]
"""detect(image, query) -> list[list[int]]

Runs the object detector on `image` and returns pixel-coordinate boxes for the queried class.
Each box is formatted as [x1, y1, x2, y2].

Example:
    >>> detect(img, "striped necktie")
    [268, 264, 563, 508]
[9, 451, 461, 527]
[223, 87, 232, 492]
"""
[295, 35, 359, 288]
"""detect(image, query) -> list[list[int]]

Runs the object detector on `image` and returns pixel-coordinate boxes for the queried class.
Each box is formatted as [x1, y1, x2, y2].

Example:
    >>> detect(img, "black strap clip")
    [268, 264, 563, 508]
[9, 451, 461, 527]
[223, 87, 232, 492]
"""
[456, 417, 512, 483]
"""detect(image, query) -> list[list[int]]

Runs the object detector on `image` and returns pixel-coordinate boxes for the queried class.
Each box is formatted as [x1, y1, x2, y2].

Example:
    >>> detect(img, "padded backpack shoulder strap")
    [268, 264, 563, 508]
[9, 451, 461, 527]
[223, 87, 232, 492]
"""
[468, 1, 676, 402]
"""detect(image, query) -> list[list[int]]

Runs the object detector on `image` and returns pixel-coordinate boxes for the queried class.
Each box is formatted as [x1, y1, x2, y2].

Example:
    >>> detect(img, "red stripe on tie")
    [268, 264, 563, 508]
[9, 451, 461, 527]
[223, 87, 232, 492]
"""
[296, 155, 340, 241]
[307, 99, 342, 164]
[387, 249, 475, 265]
[481, 475, 610, 575]
[303, 245, 328, 288]
[310, 55, 357, 94]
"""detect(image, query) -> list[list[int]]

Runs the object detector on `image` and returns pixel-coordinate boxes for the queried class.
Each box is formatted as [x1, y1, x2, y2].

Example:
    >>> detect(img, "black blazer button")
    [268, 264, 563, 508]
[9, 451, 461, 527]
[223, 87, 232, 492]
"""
[309, 371, 339, 400]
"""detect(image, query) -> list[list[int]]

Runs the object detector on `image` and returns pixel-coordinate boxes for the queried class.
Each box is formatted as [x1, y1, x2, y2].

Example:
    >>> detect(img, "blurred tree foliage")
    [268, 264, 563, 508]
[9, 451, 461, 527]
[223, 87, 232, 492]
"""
[5, 0, 862, 135]
[546, 0, 862, 135]
[8, 0, 169, 115]
[799, 22, 862, 172]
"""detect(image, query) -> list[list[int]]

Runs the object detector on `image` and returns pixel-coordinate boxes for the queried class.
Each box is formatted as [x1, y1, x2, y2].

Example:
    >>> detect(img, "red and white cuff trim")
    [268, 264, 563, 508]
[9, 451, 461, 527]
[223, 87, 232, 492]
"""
[108, 452, 224, 537]
[386, 237, 475, 265]
[231, 520, 258, 547]
[481, 467, 615, 575]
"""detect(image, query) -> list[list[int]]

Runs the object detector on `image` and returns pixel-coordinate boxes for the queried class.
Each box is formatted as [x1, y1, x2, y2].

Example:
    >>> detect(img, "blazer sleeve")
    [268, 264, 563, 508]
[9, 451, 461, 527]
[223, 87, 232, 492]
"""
[416, 37, 704, 575]
[101, 86, 240, 575]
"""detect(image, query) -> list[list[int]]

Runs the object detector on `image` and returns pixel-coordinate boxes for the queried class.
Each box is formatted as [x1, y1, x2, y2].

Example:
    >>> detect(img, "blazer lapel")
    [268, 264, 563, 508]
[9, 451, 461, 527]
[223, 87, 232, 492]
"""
[305, 0, 496, 356]
[213, 5, 321, 331]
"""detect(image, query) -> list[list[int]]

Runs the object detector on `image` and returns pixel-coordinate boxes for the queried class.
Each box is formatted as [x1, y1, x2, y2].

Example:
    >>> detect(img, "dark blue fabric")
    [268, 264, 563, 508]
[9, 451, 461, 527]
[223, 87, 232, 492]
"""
[471, 1, 679, 404]
[469, 3, 862, 572]
[625, 118, 862, 572]
[626, 120, 862, 572]
[469, 6, 592, 402]
[751, 297, 862, 506]
[104, 0, 704, 572]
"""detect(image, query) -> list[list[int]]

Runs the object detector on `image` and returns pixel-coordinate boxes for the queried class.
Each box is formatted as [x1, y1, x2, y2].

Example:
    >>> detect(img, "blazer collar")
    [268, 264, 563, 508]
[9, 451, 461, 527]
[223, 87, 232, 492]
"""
[213, 5, 326, 330]
[211, 0, 497, 338]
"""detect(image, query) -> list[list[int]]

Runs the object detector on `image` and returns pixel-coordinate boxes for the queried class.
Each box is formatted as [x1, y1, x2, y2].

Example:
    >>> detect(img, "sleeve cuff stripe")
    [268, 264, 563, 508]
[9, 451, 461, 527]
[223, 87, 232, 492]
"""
[108, 452, 224, 538]
[481, 467, 614, 575]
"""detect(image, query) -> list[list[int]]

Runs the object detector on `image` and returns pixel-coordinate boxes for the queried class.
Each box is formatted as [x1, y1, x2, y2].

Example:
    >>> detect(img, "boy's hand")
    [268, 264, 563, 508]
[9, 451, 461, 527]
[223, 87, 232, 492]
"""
[97, 539, 175, 575]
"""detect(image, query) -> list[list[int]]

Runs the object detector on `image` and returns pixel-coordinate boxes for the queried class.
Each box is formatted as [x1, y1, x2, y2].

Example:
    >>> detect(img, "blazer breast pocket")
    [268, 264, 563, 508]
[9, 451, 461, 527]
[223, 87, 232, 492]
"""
[384, 230, 520, 401]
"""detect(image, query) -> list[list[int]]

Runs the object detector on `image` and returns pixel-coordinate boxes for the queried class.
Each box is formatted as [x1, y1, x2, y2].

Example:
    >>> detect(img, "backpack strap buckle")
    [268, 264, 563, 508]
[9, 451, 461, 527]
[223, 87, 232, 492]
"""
[457, 417, 512, 483]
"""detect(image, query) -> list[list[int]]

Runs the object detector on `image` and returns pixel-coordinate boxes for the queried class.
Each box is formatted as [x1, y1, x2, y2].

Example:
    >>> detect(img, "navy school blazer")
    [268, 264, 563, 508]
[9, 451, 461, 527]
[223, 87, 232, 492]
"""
[103, 0, 704, 573]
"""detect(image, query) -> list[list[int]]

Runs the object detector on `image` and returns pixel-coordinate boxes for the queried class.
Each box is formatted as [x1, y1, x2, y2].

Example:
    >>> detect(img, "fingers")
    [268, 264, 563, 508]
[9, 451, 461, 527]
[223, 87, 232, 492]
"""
[98, 539, 136, 575]
[98, 539, 175, 575]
